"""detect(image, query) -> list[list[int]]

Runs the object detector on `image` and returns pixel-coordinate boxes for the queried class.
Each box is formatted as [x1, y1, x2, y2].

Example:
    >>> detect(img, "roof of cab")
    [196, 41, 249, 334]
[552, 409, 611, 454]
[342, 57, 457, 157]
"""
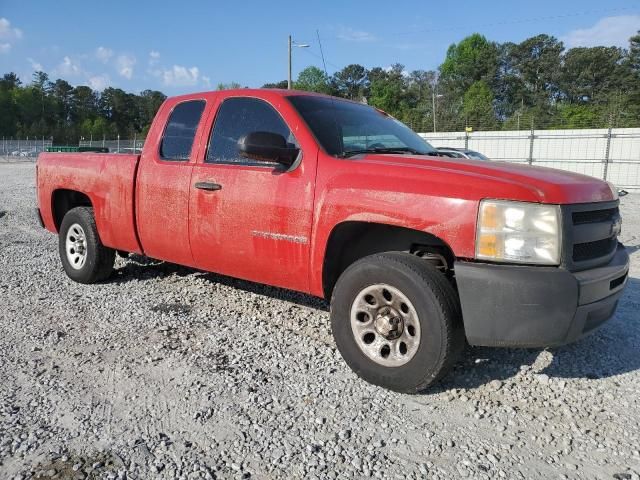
[163, 88, 369, 106]
[167, 88, 337, 101]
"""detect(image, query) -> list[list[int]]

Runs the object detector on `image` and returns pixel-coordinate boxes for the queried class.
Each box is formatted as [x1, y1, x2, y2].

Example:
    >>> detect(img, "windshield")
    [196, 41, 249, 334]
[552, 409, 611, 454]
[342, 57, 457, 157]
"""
[287, 95, 437, 157]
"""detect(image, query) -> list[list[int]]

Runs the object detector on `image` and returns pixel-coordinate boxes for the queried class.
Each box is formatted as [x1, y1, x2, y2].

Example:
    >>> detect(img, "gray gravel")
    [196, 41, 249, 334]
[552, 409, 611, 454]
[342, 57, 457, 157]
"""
[1, 162, 639, 480]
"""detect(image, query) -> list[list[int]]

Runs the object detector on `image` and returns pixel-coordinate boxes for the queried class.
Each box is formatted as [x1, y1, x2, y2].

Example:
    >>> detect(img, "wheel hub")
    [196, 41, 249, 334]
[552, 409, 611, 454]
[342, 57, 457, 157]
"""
[65, 223, 88, 270]
[350, 283, 421, 367]
[374, 306, 403, 339]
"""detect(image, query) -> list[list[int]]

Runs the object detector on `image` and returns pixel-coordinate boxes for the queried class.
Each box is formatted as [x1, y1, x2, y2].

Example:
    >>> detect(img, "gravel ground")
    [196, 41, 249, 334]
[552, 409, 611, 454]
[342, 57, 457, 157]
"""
[1, 162, 639, 480]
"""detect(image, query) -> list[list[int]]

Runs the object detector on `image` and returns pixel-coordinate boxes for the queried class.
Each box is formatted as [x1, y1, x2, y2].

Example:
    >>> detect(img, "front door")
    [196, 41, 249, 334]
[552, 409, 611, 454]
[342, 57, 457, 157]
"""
[189, 95, 316, 292]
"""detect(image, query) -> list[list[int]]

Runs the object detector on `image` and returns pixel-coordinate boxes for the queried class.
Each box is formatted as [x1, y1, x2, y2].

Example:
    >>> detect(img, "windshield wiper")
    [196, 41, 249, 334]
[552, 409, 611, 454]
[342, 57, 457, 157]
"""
[338, 147, 428, 158]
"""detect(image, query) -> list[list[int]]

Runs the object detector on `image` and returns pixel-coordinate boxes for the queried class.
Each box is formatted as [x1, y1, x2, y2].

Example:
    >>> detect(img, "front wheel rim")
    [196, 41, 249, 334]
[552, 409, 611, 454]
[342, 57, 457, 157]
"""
[65, 223, 88, 270]
[350, 284, 421, 367]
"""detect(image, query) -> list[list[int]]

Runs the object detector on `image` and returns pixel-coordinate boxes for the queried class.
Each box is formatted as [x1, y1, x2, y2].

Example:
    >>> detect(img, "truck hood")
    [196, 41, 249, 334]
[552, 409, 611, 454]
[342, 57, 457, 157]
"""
[359, 154, 615, 204]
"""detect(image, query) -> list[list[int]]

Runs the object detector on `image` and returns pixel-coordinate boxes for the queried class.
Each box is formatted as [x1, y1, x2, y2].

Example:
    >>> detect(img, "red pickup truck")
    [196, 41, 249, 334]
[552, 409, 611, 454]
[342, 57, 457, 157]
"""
[36, 89, 629, 392]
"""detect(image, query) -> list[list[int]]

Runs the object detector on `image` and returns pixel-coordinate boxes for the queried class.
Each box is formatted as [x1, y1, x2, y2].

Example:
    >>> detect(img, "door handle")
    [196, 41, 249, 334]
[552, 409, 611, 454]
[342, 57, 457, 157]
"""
[194, 181, 222, 191]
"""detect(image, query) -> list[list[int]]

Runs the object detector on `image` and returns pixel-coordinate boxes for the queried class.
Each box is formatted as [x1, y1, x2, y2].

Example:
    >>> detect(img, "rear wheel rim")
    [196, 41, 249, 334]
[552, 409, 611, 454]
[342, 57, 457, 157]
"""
[350, 283, 421, 367]
[65, 223, 88, 270]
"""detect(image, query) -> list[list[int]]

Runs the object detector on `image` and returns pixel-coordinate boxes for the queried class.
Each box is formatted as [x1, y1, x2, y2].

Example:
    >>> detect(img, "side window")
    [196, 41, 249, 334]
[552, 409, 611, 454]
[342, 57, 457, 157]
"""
[207, 97, 295, 164]
[160, 100, 206, 161]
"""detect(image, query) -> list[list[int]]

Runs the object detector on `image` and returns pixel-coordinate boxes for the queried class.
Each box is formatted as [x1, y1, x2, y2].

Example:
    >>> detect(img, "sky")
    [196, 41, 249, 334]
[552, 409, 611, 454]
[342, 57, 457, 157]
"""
[1, 0, 639, 95]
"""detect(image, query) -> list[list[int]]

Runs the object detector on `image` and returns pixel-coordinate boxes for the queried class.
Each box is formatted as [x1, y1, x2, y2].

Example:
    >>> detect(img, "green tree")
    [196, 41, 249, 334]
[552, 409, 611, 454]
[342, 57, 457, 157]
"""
[1, 72, 21, 89]
[100, 87, 139, 136]
[560, 47, 626, 104]
[332, 64, 368, 100]
[261, 80, 288, 89]
[462, 80, 496, 129]
[402, 70, 437, 131]
[440, 33, 499, 94]
[0, 73, 21, 137]
[368, 64, 407, 118]
[70, 86, 99, 125]
[623, 31, 640, 125]
[216, 82, 242, 90]
[138, 89, 166, 131]
[507, 35, 564, 113]
[295, 66, 330, 93]
[553, 104, 603, 128]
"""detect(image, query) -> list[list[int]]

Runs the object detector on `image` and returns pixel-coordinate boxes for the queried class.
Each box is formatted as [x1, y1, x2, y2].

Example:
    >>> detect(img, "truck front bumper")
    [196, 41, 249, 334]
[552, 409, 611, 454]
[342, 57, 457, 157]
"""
[455, 244, 629, 348]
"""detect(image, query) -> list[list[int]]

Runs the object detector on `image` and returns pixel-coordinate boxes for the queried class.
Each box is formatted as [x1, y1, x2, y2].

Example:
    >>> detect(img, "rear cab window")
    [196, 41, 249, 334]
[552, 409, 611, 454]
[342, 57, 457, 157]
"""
[160, 100, 206, 161]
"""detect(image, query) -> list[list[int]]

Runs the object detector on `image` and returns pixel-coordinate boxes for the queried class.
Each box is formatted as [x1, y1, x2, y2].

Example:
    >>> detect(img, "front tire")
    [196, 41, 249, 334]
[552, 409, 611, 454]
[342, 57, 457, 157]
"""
[330, 252, 464, 393]
[58, 207, 115, 284]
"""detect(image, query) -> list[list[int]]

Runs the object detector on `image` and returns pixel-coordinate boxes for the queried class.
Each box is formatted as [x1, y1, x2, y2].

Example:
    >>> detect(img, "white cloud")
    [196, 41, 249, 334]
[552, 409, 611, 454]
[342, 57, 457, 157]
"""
[149, 50, 160, 65]
[55, 56, 82, 76]
[88, 74, 111, 91]
[95, 46, 114, 63]
[0, 18, 22, 40]
[202, 75, 211, 87]
[116, 54, 136, 79]
[27, 57, 43, 71]
[337, 26, 376, 42]
[563, 15, 640, 48]
[0, 17, 23, 53]
[162, 65, 200, 87]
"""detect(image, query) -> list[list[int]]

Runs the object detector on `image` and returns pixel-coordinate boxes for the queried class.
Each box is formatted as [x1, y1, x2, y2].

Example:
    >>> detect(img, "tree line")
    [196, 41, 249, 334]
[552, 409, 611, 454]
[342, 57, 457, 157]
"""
[1, 31, 639, 143]
[267, 32, 640, 131]
[0, 72, 166, 144]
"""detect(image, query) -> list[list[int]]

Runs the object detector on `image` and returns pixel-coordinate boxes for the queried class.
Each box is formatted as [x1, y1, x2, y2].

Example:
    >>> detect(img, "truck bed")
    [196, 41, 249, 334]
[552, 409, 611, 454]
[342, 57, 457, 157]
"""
[37, 152, 143, 254]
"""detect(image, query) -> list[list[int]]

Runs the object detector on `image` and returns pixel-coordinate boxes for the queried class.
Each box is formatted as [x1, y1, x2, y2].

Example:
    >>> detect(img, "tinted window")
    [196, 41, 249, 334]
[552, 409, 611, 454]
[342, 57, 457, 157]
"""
[160, 100, 205, 161]
[287, 95, 436, 157]
[207, 97, 295, 164]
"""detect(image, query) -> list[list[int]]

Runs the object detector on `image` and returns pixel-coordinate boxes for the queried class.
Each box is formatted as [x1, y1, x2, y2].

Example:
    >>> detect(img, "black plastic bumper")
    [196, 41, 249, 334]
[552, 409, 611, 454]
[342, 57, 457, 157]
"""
[455, 244, 629, 347]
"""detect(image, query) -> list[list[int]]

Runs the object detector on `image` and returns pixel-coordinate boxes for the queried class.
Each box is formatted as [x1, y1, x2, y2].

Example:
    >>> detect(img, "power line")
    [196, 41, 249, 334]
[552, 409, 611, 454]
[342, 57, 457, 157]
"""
[298, 46, 342, 71]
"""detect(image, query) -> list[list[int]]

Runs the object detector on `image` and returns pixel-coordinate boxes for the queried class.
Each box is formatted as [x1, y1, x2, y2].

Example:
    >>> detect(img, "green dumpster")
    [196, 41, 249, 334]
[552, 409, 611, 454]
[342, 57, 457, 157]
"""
[46, 146, 109, 153]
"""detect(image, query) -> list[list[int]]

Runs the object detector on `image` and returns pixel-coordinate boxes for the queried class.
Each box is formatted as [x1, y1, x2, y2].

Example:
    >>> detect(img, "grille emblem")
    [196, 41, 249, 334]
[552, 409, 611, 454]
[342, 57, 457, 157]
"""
[611, 217, 622, 237]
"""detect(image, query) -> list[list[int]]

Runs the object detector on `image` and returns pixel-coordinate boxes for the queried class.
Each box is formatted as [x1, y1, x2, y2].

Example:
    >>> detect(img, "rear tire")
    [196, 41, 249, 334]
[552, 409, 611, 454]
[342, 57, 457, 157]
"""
[330, 252, 464, 393]
[58, 207, 115, 284]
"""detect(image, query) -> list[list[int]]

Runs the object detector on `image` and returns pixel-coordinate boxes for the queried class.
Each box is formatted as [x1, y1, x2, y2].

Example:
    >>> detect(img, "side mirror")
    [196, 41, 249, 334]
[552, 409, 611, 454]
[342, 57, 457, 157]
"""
[238, 131, 299, 167]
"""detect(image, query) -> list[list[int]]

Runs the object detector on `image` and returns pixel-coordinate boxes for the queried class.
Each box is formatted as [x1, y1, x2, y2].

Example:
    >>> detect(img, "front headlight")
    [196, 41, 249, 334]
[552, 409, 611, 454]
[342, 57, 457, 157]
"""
[476, 200, 561, 265]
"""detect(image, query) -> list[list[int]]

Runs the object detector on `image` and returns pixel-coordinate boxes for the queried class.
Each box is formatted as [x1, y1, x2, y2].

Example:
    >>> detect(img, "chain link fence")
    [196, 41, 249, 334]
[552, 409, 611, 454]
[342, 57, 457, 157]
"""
[78, 136, 145, 153]
[0, 137, 53, 162]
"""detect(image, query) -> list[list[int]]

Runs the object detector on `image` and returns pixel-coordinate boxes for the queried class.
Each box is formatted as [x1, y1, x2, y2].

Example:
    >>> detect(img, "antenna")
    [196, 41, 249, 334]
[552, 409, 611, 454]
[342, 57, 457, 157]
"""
[315, 30, 344, 156]
[316, 30, 330, 80]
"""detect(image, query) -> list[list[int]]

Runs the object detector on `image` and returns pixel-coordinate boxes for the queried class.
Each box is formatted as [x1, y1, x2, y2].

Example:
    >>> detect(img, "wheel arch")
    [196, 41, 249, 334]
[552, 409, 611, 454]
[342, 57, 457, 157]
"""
[321, 221, 456, 300]
[51, 189, 93, 232]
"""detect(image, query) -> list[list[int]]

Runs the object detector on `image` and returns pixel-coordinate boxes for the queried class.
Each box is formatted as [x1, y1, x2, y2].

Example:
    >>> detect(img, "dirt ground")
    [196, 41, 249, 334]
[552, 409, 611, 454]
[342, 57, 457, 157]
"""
[1, 162, 639, 480]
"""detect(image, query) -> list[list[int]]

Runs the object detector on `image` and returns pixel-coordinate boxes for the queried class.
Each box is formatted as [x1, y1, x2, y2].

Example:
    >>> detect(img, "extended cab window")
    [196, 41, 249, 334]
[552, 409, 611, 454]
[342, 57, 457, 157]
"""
[160, 100, 205, 161]
[207, 97, 295, 164]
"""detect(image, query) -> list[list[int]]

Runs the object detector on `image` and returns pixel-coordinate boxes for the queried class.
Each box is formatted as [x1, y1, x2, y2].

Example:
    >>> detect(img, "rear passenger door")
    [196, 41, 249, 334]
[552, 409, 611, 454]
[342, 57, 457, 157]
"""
[189, 95, 316, 292]
[136, 99, 206, 266]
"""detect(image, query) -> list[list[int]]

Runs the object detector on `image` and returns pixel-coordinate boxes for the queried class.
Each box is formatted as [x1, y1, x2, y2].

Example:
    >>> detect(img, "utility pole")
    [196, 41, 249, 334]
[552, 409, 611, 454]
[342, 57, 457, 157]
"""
[432, 90, 444, 133]
[288, 35, 292, 90]
[287, 35, 309, 90]
[432, 90, 437, 133]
